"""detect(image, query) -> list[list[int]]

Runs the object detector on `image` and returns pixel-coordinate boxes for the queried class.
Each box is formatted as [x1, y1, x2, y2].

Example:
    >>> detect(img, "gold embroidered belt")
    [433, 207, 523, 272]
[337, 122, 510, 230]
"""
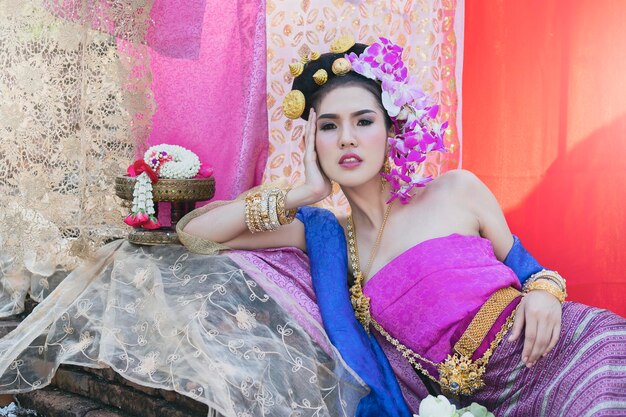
[438, 286, 522, 395]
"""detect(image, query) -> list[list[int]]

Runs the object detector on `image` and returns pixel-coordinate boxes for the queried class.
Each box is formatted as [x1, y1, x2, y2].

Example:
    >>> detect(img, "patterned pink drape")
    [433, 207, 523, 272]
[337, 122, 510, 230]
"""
[147, 0, 268, 202]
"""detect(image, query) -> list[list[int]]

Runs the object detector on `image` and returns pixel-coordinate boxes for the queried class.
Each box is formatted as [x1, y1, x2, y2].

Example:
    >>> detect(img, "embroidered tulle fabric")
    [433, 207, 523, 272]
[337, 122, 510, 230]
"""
[0, 238, 367, 416]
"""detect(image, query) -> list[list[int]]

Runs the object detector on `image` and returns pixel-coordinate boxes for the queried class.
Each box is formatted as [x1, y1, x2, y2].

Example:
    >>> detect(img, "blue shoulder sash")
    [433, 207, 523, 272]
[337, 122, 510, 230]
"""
[504, 235, 544, 284]
[296, 206, 412, 417]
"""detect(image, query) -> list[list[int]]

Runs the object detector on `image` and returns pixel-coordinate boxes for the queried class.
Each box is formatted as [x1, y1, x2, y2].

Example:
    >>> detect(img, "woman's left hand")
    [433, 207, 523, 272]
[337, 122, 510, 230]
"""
[508, 290, 562, 367]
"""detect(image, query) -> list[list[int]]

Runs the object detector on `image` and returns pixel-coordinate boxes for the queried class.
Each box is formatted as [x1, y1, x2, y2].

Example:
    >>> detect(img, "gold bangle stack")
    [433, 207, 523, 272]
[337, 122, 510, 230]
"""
[244, 188, 296, 233]
[522, 269, 567, 303]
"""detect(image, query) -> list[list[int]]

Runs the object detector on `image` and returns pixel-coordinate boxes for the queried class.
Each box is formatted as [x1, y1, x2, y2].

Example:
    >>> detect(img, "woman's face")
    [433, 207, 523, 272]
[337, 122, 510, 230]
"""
[314, 85, 391, 188]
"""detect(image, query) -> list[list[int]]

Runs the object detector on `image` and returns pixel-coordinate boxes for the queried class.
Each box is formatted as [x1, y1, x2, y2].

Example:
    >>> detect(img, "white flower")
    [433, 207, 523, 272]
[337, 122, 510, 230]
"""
[460, 413, 475, 417]
[129, 144, 202, 221]
[415, 395, 456, 417]
[397, 104, 414, 121]
[67, 331, 94, 355]
[133, 351, 160, 376]
[381, 90, 401, 117]
[234, 305, 257, 330]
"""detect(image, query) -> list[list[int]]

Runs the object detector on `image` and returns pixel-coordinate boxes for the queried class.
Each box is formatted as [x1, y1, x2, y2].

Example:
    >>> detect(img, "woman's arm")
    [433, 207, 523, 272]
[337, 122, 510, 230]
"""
[182, 108, 331, 252]
[454, 169, 562, 368]
[182, 186, 321, 251]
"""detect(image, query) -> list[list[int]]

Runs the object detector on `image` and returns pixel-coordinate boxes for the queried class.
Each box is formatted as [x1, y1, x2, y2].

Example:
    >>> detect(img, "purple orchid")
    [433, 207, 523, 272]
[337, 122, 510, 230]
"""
[348, 37, 449, 204]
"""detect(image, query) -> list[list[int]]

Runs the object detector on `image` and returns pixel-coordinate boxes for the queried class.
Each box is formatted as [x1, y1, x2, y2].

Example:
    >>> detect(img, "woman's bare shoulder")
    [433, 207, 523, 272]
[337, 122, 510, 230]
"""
[407, 169, 483, 207]
[430, 168, 483, 190]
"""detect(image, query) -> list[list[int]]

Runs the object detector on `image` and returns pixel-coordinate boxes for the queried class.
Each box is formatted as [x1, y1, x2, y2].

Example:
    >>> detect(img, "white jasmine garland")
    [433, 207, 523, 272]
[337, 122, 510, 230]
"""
[124, 144, 201, 229]
[145, 144, 200, 179]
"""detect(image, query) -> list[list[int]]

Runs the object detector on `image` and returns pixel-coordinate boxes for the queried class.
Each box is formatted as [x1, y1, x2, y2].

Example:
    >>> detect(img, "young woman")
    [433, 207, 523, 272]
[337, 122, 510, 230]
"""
[181, 37, 626, 416]
[0, 37, 624, 417]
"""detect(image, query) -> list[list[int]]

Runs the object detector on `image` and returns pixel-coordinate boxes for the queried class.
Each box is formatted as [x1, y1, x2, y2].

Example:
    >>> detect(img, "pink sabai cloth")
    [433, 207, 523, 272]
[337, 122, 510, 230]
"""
[364, 233, 522, 378]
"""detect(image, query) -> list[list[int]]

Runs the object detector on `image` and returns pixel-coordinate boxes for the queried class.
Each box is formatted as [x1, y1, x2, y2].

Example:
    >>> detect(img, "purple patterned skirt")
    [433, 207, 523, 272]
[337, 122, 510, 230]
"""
[465, 302, 626, 416]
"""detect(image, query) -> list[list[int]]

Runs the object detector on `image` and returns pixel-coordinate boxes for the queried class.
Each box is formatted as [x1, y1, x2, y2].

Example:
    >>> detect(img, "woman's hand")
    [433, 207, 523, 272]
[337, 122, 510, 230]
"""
[508, 290, 562, 367]
[299, 108, 332, 202]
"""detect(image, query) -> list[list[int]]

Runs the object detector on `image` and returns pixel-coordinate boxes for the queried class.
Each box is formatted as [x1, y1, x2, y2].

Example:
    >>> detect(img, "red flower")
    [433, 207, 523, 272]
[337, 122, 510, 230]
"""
[124, 211, 149, 227]
[127, 160, 158, 183]
[142, 216, 161, 230]
[196, 165, 214, 178]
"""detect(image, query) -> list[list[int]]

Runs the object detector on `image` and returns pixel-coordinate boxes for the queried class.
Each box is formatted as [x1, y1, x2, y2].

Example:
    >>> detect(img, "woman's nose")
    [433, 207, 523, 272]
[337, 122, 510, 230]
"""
[338, 128, 357, 148]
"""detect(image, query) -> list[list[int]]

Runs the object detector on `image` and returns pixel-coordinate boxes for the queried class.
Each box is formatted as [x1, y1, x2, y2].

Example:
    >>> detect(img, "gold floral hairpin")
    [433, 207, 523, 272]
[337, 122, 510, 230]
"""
[282, 34, 357, 119]
[289, 62, 304, 77]
[283, 90, 306, 119]
[330, 33, 356, 53]
[313, 69, 328, 85]
[331, 57, 352, 75]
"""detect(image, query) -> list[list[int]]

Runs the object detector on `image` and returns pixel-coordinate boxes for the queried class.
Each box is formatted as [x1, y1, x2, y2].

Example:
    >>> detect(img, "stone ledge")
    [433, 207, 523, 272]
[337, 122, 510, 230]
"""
[51, 367, 210, 417]
[16, 387, 129, 417]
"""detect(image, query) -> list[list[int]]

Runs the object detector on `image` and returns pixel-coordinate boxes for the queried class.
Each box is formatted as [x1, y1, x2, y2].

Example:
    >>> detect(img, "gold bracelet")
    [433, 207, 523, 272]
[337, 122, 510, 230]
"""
[246, 191, 264, 233]
[260, 190, 272, 231]
[244, 192, 257, 233]
[277, 188, 296, 225]
[267, 189, 281, 230]
[525, 269, 566, 292]
[524, 280, 567, 303]
[538, 276, 565, 292]
[252, 193, 264, 233]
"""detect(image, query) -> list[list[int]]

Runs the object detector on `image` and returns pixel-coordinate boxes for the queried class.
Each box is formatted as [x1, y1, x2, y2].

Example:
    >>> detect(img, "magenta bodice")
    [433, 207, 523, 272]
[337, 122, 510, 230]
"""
[364, 233, 522, 366]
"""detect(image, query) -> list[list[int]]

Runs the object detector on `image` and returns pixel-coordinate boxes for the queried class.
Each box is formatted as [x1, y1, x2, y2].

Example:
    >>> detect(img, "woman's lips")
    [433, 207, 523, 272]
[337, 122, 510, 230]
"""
[339, 159, 362, 168]
[339, 153, 362, 168]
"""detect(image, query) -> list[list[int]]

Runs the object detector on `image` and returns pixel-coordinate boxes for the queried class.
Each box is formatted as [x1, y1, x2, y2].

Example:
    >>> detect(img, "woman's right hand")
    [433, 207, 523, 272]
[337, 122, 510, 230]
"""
[299, 108, 332, 203]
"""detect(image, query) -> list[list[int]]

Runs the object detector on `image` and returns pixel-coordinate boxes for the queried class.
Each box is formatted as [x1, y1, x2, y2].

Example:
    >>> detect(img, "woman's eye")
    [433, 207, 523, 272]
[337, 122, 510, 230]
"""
[357, 119, 373, 126]
[319, 123, 336, 131]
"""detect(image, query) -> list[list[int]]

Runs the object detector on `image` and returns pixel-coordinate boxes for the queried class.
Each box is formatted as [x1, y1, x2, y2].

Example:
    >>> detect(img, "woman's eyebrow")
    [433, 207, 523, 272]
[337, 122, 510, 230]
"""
[317, 109, 376, 120]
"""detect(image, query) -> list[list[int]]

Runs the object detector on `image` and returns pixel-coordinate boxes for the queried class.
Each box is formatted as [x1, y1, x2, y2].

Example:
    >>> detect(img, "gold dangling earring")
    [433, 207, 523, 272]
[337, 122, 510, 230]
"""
[380, 157, 391, 192]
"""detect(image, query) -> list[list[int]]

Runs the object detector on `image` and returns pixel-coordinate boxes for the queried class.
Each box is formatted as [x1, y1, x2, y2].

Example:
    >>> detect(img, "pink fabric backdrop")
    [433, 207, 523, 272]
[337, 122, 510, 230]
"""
[147, 0, 268, 205]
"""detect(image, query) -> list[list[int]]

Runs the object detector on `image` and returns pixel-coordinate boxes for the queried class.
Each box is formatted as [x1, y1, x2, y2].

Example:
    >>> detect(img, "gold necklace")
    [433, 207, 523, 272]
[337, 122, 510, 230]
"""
[346, 205, 517, 396]
[347, 203, 393, 331]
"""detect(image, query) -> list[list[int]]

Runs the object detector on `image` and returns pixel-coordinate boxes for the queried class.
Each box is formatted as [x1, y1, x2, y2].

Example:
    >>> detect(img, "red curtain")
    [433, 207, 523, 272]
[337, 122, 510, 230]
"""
[463, 1, 626, 316]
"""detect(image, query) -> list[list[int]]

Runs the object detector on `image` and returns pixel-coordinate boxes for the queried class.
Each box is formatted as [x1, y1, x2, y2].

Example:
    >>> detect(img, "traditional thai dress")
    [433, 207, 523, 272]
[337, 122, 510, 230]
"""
[360, 228, 626, 416]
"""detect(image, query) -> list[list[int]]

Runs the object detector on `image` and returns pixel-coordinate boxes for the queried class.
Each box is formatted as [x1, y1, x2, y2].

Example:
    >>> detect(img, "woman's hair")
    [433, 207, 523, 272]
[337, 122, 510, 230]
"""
[291, 43, 392, 129]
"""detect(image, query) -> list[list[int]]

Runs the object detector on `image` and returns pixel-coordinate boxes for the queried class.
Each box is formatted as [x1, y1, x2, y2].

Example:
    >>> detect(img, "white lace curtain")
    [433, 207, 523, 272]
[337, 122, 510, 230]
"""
[0, 0, 155, 316]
